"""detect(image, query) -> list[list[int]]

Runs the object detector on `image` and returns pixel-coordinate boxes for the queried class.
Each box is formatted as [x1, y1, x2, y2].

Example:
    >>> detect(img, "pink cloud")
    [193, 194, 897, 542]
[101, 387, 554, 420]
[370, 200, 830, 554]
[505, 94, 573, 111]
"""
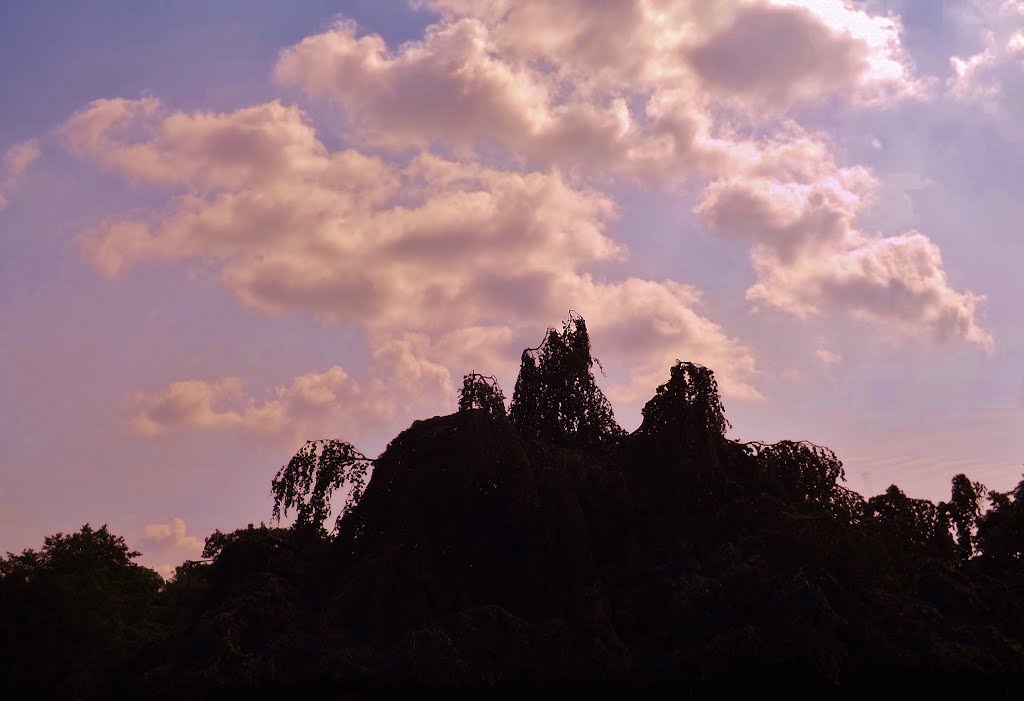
[276, 0, 920, 175]
[64, 97, 760, 404]
[141, 517, 204, 578]
[0, 139, 41, 210]
[815, 348, 842, 366]
[59, 1, 992, 437]
[696, 155, 992, 348]
[131, 365, 403, 442]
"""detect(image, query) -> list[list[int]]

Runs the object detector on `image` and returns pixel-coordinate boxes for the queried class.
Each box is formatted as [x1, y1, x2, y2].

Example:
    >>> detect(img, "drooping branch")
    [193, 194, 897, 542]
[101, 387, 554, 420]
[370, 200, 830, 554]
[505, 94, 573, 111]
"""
[458, 372, 507, 418]
[271, 440, 374, 534]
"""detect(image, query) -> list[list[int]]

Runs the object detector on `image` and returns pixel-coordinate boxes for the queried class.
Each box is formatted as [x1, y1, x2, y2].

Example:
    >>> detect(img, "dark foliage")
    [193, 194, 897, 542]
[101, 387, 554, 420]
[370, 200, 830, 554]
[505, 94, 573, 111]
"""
[510, 312, 622, 447]
[271, 439, 373, 534]
[458, 372, 507, 418]
[7, 314, 1024, 698]
[0, 525, 163, 700]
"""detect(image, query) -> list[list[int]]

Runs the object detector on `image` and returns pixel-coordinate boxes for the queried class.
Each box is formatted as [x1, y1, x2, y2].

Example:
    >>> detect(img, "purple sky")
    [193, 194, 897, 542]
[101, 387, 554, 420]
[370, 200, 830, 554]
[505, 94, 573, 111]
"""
[2, 0, 1022, 576]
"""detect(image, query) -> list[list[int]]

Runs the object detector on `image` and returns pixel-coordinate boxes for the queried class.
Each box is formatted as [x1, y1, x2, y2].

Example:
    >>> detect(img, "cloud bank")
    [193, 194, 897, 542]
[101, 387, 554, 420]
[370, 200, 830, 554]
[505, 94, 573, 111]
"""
[58, 0, 993, 439]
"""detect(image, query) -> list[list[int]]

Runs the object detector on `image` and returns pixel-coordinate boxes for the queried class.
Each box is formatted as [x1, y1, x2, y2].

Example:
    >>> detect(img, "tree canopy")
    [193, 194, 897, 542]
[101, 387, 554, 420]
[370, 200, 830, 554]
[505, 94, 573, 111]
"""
[7, 312, 1024, 697]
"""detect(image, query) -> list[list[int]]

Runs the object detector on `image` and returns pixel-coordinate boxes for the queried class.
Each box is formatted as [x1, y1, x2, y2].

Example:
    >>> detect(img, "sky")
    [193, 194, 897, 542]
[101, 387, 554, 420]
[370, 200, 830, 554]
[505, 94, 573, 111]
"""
[1, 0, 1022, 577]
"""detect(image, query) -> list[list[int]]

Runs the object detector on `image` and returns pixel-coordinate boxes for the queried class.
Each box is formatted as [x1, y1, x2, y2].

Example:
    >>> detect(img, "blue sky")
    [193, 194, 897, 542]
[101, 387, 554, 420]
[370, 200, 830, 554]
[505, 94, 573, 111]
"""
[1, 1, 1022, 575]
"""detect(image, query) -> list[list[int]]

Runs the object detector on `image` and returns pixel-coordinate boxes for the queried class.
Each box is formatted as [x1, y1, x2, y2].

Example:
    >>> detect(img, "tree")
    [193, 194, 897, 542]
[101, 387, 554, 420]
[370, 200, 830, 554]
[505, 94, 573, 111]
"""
[458, 372, 507, 418]
[866, 484, 951, 555]
[976, 475, 1024, 563]
[945, 473, 987, 560]
[0, 525, 163, 699]
[637, 361, 729, 440]
[271, 440, 373, 534]
[509, 312, 622, 446]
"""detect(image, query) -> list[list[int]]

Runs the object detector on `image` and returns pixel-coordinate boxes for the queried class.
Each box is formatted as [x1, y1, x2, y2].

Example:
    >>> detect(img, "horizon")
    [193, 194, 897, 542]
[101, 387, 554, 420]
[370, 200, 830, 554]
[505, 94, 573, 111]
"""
[2, 0, 1023, 576]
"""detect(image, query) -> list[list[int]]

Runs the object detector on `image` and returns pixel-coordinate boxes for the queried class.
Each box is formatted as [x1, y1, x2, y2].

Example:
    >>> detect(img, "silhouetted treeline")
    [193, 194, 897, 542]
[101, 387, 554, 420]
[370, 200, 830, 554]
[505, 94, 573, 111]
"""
[3, 314, 1024, 699]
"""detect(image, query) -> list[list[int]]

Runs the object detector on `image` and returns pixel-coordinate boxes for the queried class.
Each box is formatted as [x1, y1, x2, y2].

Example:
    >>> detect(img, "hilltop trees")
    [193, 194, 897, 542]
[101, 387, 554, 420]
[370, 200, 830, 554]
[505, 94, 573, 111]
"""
[14, 312, 1024, 696]
[945, 473, 988, 560]
[977, 476, 1024, 563]
[457, 372, 507, 418]
[0, 525, 163, 699]
[509, 312, 622, 446]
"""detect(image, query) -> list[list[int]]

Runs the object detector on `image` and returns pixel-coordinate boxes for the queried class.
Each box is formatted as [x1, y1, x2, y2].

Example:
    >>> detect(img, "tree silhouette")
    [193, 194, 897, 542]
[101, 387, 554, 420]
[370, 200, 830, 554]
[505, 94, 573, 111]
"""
[0, 525, 163, 699]
[458, 372, 507, 418]
[509, 311, 622, 446]
[976, 475, 1024, 563]
[10, 313, 1024, 696]
[945, 473, 987, 560]
[271, 439, 373, 534]
[637, 361, 730, 440]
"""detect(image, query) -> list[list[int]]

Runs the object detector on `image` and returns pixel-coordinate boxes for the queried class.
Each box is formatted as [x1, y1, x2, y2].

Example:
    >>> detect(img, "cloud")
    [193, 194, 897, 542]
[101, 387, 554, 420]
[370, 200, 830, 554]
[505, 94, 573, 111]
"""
[131, 364, 406, 441]
[275, 0, 920, 177]
[61, 1, 990, 434]
[268, 2, 985, 347]
[688, 0, 921, 109]
[142, 517, 204, 557]
[816, 348, 842, 366]
[948, 32, 1000, 100]
[64, 97, 760, 405]
[696, 147, 992, 349]
[946, 2, 1024, 105]
[0, 140, 40, 210]
[561, 276, 761, 402]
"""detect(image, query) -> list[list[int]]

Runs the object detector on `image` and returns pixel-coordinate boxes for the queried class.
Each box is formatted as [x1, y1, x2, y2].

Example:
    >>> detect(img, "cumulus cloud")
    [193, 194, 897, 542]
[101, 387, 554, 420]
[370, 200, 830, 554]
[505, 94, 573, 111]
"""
[141, 517, 205, 579]
[275, 0, 920, 176]
[696, 148, 992, 349]
[948, 32, 1000, 100]
[946, 2, 1024, 104]
[0, 139, 40, 210]
[272, 0, 988, 347]
[64, 97, 760, 405]
[688, 0, 921, 109]
[143, 517, 204, 553]
[131, 362, 420, 441]
[61, 0, 991, 435]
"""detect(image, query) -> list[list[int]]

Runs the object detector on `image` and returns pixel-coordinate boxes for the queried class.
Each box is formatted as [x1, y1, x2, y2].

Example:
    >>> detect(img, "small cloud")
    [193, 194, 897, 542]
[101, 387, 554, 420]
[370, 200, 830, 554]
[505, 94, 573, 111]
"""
[816, 348, 842, 366]
[948, 43, 999, 101]
[1007, 31, 1024, 56]
[142, 517, 204, 556]
[0, 139, 40, 210]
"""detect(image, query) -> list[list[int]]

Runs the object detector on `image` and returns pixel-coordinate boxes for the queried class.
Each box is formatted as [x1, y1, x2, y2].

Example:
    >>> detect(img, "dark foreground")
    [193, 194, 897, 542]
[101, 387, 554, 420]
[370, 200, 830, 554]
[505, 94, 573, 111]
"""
[3, 317, 1023, 699]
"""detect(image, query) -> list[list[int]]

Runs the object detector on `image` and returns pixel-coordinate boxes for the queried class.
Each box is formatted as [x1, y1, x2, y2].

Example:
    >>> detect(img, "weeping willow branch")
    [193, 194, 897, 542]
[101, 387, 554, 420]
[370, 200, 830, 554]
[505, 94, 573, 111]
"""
[271, 440, 374, 535]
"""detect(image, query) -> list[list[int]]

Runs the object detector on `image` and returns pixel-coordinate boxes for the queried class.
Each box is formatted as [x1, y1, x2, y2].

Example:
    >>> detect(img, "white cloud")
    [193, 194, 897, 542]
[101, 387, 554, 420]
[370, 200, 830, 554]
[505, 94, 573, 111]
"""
[60, 1, 994, 437]
[276, 0, 921, 178]
[64, 97, 760, 408]
[696, 148, 992, 349]
[946, 2, 1024, 104]
[948, 32, 1000, 100]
